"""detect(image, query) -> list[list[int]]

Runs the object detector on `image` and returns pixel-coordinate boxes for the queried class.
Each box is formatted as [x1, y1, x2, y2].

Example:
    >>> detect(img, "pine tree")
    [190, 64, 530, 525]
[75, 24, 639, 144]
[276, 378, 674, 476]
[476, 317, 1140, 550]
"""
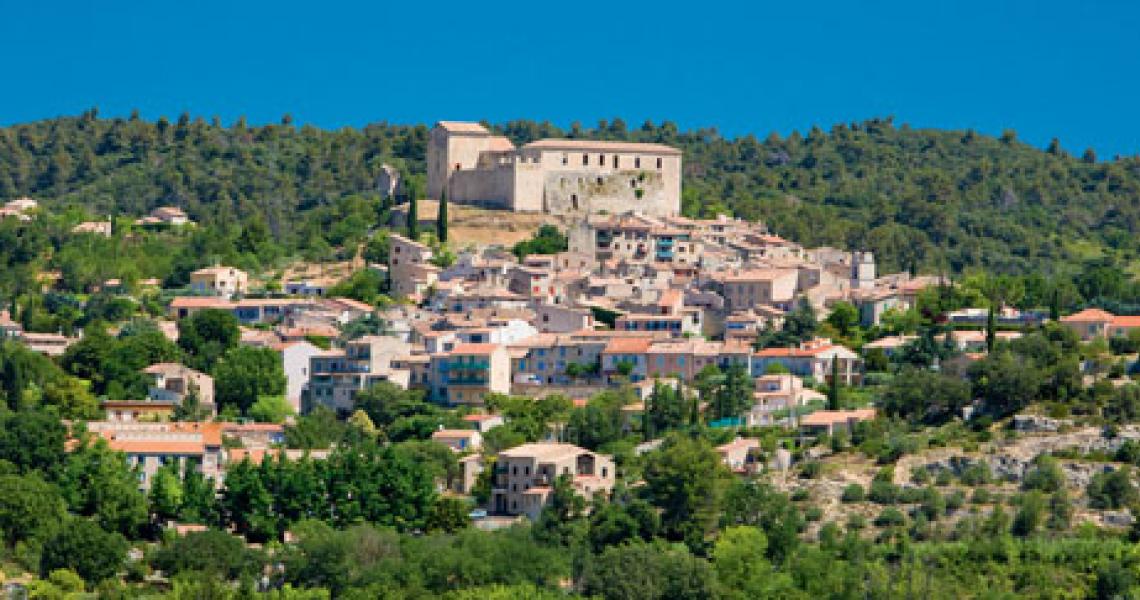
[436, 189, 449, 243]
[828, 359, 841, 410]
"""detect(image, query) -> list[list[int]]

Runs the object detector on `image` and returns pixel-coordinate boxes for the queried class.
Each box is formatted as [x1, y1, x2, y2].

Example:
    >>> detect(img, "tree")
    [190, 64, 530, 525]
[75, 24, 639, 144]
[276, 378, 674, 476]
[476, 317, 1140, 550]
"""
[825, 301, 859, 339]
[406, 186, 419, 240]
[642, 435, 732, 548]
[178, 309, 239, 371]
[0, 473, 67, 547]
[986, 303, 997, 354]
[249, 394, 294, 423]
[511, 225, 567, 259]
[436, 189, 449, 243]
[40, 518, 128, 585]
[151, 529, 256, 580]
[426, 497, 470, 533]
[1012, 491, 1045, 537]
[212, 346, 286, 414]
[0, 409, 67, 477]
[58, 436, 148, 538]
[827, 358, 841, 410]
[879, 368, 971, 424]
[1087, 467, 1137, 509]
[149, 461, 184, 522]
[579, 541, 715, 600]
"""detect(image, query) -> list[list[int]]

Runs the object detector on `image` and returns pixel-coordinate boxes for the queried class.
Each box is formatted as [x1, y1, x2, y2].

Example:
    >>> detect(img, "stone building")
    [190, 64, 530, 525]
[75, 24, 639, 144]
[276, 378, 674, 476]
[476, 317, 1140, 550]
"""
[427, 121, 681, 217]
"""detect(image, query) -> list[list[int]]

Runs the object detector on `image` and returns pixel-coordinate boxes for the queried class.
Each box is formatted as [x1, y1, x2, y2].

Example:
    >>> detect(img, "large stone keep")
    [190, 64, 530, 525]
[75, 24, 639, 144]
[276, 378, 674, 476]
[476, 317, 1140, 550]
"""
[427, 121, 681, 218]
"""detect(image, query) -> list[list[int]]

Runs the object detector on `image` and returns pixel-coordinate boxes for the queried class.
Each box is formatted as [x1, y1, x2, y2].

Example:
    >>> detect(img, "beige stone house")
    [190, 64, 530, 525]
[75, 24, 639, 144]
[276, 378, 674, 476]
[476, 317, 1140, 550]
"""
[491, 442, 615, 519]
[190, 266, 249, 298]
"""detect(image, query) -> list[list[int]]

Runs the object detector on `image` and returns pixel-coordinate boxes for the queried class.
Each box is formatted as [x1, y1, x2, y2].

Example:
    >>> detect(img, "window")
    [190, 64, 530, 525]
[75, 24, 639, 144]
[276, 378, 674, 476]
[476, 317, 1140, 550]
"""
[656, 157, 663, 169]
[571, 194, 579, 210]
[613, 155, 619, 168]
[597, 177, 603, 185]
[582, 154, 588, 165]
[599, 154, 605, 165]
[635, 157, 641, 168]
[562, 154, 568, 165]
[630, 179, 637, 188]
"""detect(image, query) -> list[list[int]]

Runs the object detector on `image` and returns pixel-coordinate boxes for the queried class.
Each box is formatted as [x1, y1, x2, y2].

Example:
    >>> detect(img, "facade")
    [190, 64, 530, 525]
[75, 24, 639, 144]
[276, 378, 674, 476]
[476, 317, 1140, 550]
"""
[750, 338, 861, 385]
[144, 363, 216, 415]
[429, 343, 511, 406]
[491, 442, 615, 519]
[305, 336, 411, 415]
[799, 409, 877, 436]
[427, 121, 681, 217]
[280, 341, 323, 414]
[190, 266, 249, 298]
[715, 269, 799, 311]
[430, 429, 483, 452]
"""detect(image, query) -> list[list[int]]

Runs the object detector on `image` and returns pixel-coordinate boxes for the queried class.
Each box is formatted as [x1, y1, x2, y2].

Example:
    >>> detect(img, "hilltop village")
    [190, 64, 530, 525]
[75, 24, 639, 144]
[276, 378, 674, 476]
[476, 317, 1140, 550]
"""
[4, 120, 1140, 597]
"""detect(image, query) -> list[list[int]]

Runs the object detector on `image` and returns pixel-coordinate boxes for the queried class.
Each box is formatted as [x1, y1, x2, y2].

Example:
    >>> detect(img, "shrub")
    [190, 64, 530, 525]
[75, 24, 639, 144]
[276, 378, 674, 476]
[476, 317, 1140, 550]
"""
[910, 467, 931, 485]
[971, 488, 993, 504]
[791, 488, 811, 502]
[869, 480, 899, 504]
[841, 484, 866, 503]
[1087, 467, 1137, 510]
[847, 514, 867, 531]
[1023, 455, 1065, 493]
[800, 461, 823, 479]
[874, 508, 906, 527]
[960, 462, 992, 486]
[804, 506, 823, 522]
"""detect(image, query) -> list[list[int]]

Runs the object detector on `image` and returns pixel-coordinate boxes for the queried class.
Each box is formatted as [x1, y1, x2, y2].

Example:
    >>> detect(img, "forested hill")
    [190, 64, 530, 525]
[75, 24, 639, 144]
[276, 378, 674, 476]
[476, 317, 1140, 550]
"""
[3, 110, 1139, 275]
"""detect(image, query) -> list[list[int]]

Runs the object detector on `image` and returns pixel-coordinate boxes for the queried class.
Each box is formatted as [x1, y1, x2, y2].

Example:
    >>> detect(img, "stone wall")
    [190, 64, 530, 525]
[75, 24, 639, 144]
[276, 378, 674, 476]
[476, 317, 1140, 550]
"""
[542, 169, 668, 216]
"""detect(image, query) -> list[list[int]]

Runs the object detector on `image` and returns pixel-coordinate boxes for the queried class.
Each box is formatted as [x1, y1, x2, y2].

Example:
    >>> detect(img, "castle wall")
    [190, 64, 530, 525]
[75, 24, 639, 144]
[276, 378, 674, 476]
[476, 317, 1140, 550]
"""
[449, 165, 515, 210]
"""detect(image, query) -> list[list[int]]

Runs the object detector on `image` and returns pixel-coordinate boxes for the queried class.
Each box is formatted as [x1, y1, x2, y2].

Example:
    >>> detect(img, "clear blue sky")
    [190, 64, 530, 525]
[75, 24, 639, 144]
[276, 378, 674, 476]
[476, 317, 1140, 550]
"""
[4, 0, 1139, 156]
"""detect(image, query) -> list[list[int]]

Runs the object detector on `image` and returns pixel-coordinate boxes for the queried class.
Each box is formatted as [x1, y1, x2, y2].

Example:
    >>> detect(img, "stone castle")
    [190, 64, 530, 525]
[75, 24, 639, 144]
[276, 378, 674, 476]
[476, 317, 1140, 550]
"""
[427, 121, 681, 217]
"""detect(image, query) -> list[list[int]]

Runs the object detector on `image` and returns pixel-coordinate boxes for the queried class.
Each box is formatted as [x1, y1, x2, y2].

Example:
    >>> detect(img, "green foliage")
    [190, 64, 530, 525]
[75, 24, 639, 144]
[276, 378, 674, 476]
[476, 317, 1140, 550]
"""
[213, 346, 286, 414]
[58, 435, 148, 538]
[879, 367, 971, 425]
[511, 225, 567, 260]
[40, 518, 127, 585]
[0, 473, 67, 547]
[579, 541, 715, 600]
[178, 309, 240, 371]
[248, 394, 294, 424]
[151, 529, 261, 580]
[1087, 467, 1137, 509]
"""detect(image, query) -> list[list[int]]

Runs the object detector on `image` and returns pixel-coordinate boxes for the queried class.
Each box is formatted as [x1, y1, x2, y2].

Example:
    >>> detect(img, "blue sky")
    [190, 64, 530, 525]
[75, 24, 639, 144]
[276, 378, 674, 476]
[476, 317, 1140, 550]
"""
[3, 0, 1139, 156]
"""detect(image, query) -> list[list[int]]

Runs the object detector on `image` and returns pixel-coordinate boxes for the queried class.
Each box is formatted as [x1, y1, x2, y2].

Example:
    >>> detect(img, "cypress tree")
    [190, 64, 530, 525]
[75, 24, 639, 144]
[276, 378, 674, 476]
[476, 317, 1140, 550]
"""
[436, 189, 449, 243]
[986, 304, 997, 354]
[406, 182, 419, 240]
[828, 359, 841, 410]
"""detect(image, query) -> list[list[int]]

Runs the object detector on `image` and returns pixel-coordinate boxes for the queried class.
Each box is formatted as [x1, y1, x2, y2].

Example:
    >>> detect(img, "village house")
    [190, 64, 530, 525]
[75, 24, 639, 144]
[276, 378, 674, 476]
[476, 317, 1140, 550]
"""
[751, 338, 861, 385]
[716, 437, 763, 473]
[190, 266, 249, 298]
[144, 363, 216, 415]
[799, 408, 877, 436]
[431, 428, 483, 452]
[490, 442, 615, 519]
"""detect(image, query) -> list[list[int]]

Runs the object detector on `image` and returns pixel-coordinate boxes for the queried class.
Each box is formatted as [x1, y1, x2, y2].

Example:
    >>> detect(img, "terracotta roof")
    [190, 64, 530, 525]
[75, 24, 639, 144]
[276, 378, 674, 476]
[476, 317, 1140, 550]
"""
[800, 409, 876, 427]
[170, 297, 234, 309]
[1061, 308, 1115, 323]
[604, 337, 652, 354]
[107, 440, 205, 455]
[431, 429, 480, 439]
[1113, 316, 1140, 328]
[719, 268, 796, 283]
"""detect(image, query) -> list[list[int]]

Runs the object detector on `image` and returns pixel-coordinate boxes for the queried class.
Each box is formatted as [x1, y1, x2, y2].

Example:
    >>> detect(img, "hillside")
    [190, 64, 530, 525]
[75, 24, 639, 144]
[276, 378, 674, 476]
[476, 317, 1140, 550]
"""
[3, 112, 1140, 275]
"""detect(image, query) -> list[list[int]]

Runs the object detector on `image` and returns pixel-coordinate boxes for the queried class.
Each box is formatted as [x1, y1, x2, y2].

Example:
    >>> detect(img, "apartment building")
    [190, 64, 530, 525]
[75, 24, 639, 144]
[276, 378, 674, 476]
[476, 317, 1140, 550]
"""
[429, 343, 511, 406]
[305, 336, 412, 415]
[143, 363, 216, 415]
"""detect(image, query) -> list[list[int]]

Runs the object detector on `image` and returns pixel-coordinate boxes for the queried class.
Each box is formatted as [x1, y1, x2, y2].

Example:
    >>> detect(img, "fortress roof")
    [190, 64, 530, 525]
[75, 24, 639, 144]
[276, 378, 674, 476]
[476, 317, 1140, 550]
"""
[522, 139, 682, 155]
[436, 121, 491, 134]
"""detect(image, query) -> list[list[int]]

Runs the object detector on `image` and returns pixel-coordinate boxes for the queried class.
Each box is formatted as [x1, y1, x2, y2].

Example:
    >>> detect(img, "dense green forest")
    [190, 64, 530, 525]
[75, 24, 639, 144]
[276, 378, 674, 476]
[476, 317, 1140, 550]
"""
[4, 111, 1140, 277]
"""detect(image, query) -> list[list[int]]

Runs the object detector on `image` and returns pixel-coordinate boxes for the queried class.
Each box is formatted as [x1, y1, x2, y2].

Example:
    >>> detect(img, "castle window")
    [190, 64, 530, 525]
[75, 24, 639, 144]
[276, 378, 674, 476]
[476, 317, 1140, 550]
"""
[597, 177, 603, 185]
[630, 179, 637, 188]
[562, 154, 568, 165]
[656, 157, 663, 169]
[571, 194, 579, 210]
[613, 155, 619, 168]
[582, 154, 588, 166]
[598, 154, 605, 165]
[635, 157, 641, 168]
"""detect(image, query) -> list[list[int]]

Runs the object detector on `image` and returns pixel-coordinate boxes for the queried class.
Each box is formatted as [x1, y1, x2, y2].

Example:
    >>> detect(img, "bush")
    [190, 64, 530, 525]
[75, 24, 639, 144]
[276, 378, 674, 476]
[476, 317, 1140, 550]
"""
[800, 461, 823, 479]
[946, 490, 966, 511]
[841, 484, 866, 503]
[791, 488, 811, 502]
[971, 488, 993, 504]
[869, 480, 899, 504]
[910, 467, 931, 485]
[960, 462, 992, 486]
[847, 514, 867, 531]
[1023, 455, 1065, 493]
[803, 506, 823, 522]
[874, 508, 906, 527]
[1087, 467, 1137, 509]
[935, 470, 954, 486]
